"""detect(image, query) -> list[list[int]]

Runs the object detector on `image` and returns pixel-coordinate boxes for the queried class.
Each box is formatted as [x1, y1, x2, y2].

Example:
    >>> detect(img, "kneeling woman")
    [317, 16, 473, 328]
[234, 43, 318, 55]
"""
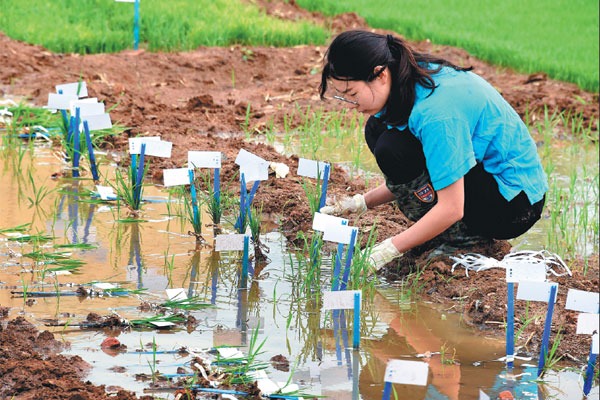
[319, 30, 547, 271]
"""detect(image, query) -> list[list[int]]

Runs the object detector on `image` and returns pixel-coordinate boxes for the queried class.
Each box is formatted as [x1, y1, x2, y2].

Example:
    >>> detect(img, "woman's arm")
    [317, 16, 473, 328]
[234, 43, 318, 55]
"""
[364, 183, 397, 208]
[390, 178, 465, 252]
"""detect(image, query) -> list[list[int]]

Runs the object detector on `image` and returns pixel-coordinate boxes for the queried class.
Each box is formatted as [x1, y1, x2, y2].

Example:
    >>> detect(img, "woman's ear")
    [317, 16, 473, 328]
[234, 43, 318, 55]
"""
[374, 65, 388, 82]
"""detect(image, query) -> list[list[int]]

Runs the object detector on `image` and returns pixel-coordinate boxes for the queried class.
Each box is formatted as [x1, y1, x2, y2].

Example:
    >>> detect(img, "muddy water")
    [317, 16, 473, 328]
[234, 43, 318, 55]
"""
[0, 142, 597, 399]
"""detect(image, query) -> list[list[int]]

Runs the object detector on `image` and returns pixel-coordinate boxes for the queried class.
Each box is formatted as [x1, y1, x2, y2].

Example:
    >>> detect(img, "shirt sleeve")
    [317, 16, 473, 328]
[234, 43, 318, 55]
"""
[413, 117, 476, 190]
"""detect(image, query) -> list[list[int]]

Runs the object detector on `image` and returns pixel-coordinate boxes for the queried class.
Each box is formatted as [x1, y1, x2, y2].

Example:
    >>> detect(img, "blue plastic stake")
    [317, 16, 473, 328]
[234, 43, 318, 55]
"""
[241, 235, 249, 288]
[382, 381, 392, 400]
[537, 283, 558, 377]
[507, 282, 515, 369]
[319, 163, 330, 210]
[134, 143, 146, 209]
[214, 167, 221, 221]
[72, 117, 80, 178]
[340, 228, 358, 291]
[82, 121, 99, 181]
[188, 169, 200, 229]
[353, 292, 360, 349]
[331, 243, 344, 291]
[583, 342, 597, 395]
[133, 0, 140, 50]
[235, 174, 247, 232]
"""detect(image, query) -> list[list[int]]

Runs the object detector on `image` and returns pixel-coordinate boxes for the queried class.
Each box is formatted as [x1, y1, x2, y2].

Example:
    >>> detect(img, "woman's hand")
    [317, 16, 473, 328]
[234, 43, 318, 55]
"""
[320, 194, 367, 216]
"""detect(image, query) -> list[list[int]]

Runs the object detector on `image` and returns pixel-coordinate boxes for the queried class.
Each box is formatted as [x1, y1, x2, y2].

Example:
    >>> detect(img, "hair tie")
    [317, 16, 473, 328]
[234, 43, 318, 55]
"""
[386, 34, 395, 47]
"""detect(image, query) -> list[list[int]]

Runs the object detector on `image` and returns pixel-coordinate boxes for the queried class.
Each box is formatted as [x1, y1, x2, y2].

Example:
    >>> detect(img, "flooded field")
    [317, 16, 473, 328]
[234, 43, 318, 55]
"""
[1, 137, 597, 399]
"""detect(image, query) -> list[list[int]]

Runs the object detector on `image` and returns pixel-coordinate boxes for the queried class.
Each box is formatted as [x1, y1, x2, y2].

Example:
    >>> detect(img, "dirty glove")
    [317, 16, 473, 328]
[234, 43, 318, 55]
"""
[319, 194, 367, 216]
[368, 238, 402, 272]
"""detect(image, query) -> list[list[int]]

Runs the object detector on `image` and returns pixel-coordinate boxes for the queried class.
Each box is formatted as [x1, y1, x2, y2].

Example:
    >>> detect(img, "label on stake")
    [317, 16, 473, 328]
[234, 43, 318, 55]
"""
[129, 136, 161, 153]
[322, 290, 361, 310]
[384, 359, 429, 386]
[576, 313, 600, 335]
[297, 158, 329, 179]
[47, 93, 78, 110]
[70, 99, 103, 116]
[240, 162, 269, 182]
[323, 225, 356, 244]
[506, 262, 546, 283]
[565, 289, 599, 313]
[235, 149, 267, 167]
[516, 281, 558, 303]
[56, 82, 88, 98]
[188, 151, 221, 169]
[163, 168, 191, 187]
[312, 212, 348, 232]
[83, 113, 112, 131]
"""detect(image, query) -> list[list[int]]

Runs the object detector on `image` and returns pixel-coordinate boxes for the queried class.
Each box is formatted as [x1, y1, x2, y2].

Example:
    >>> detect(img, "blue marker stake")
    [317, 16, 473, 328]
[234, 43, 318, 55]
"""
[214, 167, 221, 222]
[241, 235, 249, 288]
[353, 292, 360, 349]
[134, 143, 146, 209]
[331, 243, 344, 291]
[537, 283, 558, 377]
[72, 119, 80, 178]
[507, 282, 515, 369]
[133, 0, 140, 50]
[57, 89, 69, 130]
[235, 173, 247, 232]
[382, 381, 392, 400]
[319, 163, 330, 210]
[188, 169, 200, 230]
[83, 121, 99, 181]
[583, 340, 598, 395]
[333, 309, 342, 364]
[340, 228, 358, 291]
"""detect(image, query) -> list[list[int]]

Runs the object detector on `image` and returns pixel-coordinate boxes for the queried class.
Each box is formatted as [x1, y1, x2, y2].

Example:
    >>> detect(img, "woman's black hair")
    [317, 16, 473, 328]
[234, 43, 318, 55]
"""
[319, 30, 472, 125]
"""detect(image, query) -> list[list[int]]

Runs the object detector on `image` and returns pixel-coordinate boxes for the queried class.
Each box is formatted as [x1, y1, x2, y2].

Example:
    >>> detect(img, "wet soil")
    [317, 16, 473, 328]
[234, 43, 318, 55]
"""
[0, 1, 598, 398]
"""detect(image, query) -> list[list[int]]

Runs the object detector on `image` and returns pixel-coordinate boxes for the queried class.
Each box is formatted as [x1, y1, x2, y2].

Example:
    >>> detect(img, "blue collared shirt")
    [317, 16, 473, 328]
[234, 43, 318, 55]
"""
[376, 66, 548, 204]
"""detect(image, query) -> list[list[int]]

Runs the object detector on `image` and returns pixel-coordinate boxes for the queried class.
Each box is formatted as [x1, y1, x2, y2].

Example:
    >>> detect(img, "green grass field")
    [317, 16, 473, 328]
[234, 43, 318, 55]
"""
[0, 0, 327, 52]
[0, 0, 597, 91]
[297, 0, 599, 92]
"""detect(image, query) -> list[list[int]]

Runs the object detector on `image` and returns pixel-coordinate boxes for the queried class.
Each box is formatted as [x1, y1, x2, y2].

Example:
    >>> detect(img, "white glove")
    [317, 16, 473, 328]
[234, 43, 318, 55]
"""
[320, 194, 367, 216]
[368, 238, 402, 272]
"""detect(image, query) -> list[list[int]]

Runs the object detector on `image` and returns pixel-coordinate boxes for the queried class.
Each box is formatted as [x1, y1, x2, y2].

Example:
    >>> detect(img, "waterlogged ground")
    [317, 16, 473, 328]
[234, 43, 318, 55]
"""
[0, 1, 599, 399]
[0, 146, 597, 400]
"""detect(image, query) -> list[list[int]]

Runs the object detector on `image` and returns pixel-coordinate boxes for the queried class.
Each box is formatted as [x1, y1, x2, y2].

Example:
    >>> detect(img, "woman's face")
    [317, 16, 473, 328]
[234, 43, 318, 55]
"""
[329, 66, 391, 115]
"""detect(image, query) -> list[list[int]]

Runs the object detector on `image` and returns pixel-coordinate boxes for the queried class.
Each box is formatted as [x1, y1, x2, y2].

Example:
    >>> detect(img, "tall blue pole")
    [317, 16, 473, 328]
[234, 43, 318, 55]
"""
[537, 284, 558, 377]
[133, 0, 140, 50]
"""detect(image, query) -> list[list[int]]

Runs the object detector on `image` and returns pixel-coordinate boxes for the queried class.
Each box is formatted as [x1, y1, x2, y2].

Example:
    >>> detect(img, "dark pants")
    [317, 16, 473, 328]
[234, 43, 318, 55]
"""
[365, 116, 545, 240]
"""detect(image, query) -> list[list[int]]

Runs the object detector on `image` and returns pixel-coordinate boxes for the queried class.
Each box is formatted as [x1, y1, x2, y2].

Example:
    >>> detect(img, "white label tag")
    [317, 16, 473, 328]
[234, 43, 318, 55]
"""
[215, 234, 246, 251]
[576, 313, 600, 335]
[323, 225, 356, 245]
[217, 347, 244, 359]
[240, 162, 269, 182]
[165, 288, 187, 301]
[144, 140, 172, 158]
[516, 281, 558, 303]
[505, 261, 547, 283]
[479, 389, 491, 400]
[83, 113, 112, 131]
[47, 93, 78, 110]
[592, 333, 599, 355]
[297, 158, 329, 179]
[565, 289, 599, 313]
[322, 290, 361, 310]
[163, 168, 191, 187]
[312, 212, 348, 232]
[150, 321, 176, 328]
[188, 151, 221, 169]
[235, 148, 267, 166]
[56, 82, 88, 98]
[129, 136, 161, 154]
[384, 359, 429, 386]
[96, 185, 116, 200]
[70, 99, 103, 116]
[92, 282, 117, 290]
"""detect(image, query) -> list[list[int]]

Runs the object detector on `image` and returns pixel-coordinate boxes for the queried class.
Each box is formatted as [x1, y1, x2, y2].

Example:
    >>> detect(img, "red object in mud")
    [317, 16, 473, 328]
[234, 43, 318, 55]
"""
[498, 390, 515, 399]
[101, 337, 121, 349]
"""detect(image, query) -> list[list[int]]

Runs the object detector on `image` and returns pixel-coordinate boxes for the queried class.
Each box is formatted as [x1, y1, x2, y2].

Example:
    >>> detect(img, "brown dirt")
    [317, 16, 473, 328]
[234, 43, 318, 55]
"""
[0, 1, 598, 398]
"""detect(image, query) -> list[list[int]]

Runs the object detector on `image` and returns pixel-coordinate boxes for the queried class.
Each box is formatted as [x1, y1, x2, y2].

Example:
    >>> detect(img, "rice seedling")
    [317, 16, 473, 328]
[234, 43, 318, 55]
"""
[199, 171, 224, 229]
[440, 342, 458, 365]
[160, 296, 213, 311]
[26, 169, 54, 208]
[539, 330, 564, 379]
[129, 314, 186, 328]
[111, 152, 150, 217]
